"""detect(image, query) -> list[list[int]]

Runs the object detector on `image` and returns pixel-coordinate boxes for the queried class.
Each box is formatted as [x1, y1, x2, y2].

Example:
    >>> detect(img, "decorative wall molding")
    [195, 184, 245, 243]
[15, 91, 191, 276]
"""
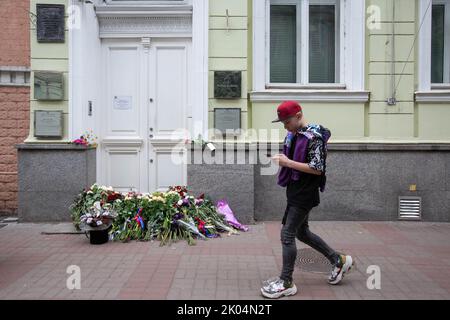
[415, 91, 450, 103]
[250, 90, 370, 103]
[98, 15, 192, 38]
[102, 137, 144, 148]
[141, 37, 151, 52]
[0, 66, 30, 87]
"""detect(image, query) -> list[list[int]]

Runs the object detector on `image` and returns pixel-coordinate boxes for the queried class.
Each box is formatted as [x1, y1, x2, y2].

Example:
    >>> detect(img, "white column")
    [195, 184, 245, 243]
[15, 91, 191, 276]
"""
[192, 0, 209, 141]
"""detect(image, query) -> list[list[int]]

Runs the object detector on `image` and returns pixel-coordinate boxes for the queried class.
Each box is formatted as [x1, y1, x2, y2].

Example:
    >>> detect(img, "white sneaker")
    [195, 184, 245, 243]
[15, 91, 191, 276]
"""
[261, 277, 298, 299]
[328, 254, 355, 285]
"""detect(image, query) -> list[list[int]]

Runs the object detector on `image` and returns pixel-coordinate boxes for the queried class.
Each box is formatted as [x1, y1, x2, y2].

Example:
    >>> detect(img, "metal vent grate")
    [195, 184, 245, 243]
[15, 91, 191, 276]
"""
[398, 196, 422, 221]
[295, 248, 334, 274]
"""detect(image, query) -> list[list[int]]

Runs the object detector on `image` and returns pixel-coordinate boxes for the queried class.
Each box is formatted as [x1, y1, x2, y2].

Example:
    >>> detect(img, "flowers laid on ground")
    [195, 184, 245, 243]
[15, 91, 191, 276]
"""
[70, 184, 247, 246]
[71, 129, 98, 147]
[79, 201, 117, 229]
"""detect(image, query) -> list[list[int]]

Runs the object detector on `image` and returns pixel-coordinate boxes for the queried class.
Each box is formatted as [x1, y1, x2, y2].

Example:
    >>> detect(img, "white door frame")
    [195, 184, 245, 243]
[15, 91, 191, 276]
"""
[68, 0, 209, 190]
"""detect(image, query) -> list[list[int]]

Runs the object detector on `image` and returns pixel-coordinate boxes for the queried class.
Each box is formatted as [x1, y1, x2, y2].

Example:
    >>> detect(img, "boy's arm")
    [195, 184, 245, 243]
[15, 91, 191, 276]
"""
[287, 160, 323, 176]
[273, 138, 325, 176]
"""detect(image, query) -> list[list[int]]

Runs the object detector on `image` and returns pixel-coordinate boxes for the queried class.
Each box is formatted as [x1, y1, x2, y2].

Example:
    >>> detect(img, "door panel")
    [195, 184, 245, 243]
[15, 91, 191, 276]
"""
[108, 46, 141, 136]
[151, 43, 188, 139]
[149, 39, 190, 191]
[99, 38, 189, 193]
[101, 39, 146, 193]
[106, 148, 141, 193]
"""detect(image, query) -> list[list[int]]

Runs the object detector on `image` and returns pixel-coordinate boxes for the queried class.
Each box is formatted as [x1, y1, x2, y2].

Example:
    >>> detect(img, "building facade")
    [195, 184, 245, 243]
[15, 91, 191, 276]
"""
[0, 0, 31, 216]
[19, 0, 450, 222]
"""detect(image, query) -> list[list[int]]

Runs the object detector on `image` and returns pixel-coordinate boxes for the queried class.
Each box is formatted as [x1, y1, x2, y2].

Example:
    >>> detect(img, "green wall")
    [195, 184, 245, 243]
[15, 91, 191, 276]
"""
[28, 0, 450, 143]
[28, 0, 69, 143]
[209, 0, 450, 143]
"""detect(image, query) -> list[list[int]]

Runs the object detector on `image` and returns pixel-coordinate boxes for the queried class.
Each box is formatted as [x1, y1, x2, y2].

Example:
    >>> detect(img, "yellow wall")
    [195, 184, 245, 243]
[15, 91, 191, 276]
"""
[209, 0, 450, 143]
[28, 0, 450, 143]
[28, 0, 69, 143]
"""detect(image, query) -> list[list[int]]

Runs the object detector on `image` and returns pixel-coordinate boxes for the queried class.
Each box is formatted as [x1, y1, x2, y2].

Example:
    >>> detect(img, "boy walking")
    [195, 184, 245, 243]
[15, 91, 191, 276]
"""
[261, 101, 355, 299]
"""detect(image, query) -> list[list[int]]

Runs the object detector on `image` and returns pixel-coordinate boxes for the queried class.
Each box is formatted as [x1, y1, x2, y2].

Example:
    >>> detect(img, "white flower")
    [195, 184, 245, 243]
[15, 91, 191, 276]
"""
[94, 201, 102, 211]
[87, 190, 94, 195]
[115, 199, 122, 204]
[107, 186, 114, 191]
[96, 220, 103, 226]
[87, 218, 93, 224]
[177, 200, 183, 206]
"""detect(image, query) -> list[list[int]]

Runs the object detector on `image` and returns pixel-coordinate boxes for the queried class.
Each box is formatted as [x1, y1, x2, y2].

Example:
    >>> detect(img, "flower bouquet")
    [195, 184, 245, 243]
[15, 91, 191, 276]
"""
[70, 184, 243, 246]
[71, 129, 98, 147]
[70, 184, 123, 230]
[79, 201, 118, 245]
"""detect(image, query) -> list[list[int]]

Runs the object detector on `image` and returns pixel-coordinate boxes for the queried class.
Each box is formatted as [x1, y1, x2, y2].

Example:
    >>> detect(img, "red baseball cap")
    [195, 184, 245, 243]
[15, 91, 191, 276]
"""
[272, 101, 303, 123]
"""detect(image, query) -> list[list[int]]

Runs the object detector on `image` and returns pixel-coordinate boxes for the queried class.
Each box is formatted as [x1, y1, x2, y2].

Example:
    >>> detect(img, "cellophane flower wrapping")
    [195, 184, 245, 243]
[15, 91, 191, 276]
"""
[216, 199, 249, 232]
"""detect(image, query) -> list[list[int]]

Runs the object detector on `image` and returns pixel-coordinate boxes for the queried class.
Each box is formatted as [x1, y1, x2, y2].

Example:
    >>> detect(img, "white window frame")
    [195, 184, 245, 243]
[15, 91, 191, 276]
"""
[268, 0, 341, 85]
[252, 0, 367, 102]
[431, 0, 450, 85]
[416, 0, 450, 102]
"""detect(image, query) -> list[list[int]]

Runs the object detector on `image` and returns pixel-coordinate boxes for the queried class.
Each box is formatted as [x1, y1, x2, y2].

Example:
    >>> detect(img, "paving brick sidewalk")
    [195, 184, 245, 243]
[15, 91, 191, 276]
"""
[0, 220, 449, 300]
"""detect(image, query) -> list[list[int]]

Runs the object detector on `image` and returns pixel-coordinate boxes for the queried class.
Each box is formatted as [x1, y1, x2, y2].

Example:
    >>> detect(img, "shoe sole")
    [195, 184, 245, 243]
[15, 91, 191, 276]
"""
[328, 256, 355, 285]
[260, 284, 298, 299]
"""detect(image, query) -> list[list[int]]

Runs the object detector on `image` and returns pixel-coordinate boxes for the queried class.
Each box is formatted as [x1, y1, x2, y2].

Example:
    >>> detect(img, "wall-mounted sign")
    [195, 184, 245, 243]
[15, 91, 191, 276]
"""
[214, 108, 241, 135]
[113, 96, 132, 110]
[36, 4, 65, 43]
[34, 71, 64, 101]
[214, 71, 242, 99]
[34, 110, 63, 138]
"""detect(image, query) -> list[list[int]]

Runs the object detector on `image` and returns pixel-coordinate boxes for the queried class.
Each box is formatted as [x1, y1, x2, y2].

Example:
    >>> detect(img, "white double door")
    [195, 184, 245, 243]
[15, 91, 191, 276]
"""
[99, 38, 191, 193]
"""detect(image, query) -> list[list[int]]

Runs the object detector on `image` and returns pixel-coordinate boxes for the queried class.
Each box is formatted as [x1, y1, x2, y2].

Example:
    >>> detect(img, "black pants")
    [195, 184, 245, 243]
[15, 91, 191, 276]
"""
[280, 204, 339, 282]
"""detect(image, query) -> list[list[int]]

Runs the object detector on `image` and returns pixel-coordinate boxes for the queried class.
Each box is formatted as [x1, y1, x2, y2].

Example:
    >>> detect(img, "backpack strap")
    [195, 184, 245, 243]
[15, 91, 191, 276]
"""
[320, 139, 328, 193]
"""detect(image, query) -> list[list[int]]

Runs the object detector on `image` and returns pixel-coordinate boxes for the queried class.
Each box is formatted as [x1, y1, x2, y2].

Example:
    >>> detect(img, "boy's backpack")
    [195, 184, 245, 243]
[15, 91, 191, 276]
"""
[319, 144, 328, 193]
[318, 126, 331, 193]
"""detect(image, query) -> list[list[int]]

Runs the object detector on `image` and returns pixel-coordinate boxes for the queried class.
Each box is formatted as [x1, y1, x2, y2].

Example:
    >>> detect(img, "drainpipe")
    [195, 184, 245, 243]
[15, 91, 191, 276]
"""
[387, 0, 397, 106]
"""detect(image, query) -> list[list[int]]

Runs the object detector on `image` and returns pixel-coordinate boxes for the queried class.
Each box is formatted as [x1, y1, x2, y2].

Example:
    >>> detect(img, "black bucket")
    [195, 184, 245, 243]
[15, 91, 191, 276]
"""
[88, 227, 111, 245]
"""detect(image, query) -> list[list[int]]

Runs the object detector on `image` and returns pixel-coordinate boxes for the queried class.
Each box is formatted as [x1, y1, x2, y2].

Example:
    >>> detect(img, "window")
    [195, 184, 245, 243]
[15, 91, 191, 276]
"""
[416, 0, 450, 101]
[269, 0, 340, 85]
[431, 0, 450, 84]
[252, 0, 366, 101]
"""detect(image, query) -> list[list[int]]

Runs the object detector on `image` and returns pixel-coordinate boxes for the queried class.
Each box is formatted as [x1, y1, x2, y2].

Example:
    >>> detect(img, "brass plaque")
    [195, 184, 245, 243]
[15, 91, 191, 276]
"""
[214, 108, 241, 135]
[34, 71, 64, 100]
[34, 110, 63, 138]
[214, 71, 242, 99]
[36, 4, 65, 43]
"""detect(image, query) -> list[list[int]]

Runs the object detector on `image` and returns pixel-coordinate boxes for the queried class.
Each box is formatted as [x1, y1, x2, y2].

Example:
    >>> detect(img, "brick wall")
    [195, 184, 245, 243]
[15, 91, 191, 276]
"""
[0, 0, 30, 66]
[0, 0, 30, 215]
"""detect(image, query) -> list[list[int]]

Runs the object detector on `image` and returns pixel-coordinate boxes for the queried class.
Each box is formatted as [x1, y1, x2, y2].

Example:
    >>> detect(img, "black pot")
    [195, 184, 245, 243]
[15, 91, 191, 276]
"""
[88, 227, 111, 245]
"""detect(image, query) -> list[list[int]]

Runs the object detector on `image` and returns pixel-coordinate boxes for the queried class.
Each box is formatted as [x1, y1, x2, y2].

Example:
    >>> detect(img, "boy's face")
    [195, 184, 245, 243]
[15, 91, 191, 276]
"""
[282, 113, 302, 133]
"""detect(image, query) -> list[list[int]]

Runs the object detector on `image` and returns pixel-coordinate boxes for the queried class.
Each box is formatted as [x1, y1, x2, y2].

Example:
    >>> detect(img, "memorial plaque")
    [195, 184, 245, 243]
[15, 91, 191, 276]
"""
[214, 71, 242, 99]
[214, 108, 241, 135]
[36, 4, 65, 43]
[34, 110, 63, 138]
[34, 71, 64, 100]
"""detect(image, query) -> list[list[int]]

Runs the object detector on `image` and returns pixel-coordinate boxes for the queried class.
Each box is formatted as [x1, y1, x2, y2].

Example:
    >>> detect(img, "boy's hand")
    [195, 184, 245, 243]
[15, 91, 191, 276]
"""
[272, 154, 291, 168]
